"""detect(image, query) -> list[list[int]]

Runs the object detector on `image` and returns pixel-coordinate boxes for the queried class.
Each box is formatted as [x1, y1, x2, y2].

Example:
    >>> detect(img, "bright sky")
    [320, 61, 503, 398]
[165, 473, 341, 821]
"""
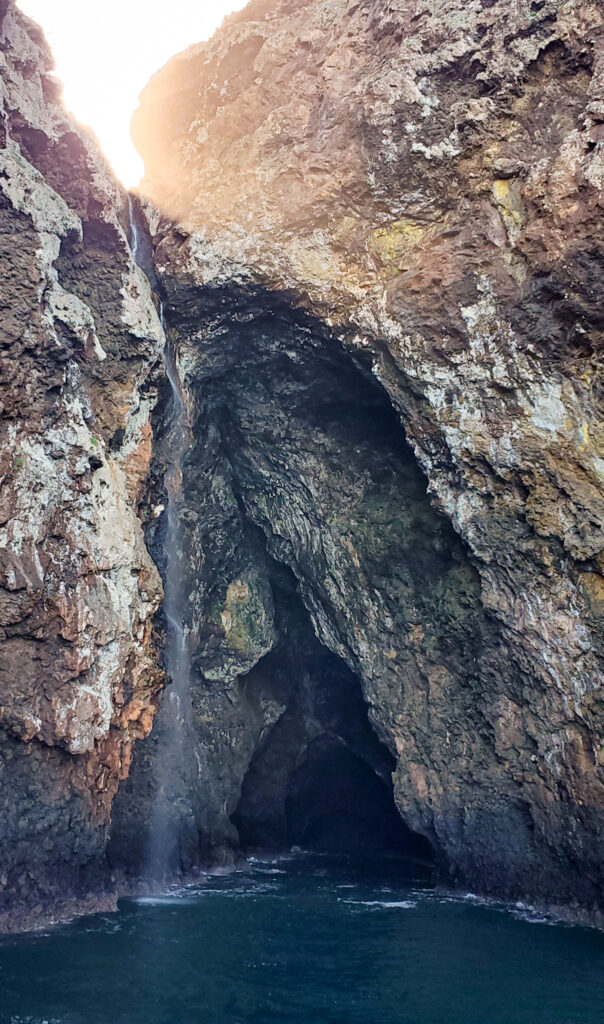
[17, 0, 248, 186]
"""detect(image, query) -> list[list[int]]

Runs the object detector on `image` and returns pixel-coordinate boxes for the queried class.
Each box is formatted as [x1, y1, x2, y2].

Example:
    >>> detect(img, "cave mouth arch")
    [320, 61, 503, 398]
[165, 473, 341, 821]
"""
[172, 292, 478, 878]
[111, 283, 482, 886]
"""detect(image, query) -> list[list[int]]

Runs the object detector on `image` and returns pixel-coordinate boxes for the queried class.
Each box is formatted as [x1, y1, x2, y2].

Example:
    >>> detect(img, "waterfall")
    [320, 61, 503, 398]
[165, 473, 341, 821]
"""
[129, 196, 143, 267]
[159, 303, 193, 724]
[128, 196, 194, 882]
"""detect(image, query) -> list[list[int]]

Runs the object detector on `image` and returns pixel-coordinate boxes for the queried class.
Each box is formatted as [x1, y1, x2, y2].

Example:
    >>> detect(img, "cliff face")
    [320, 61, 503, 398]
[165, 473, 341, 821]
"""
[130, 0, 604, 921]
[1, 0, 604, 933]
[0, 1, 163, 929]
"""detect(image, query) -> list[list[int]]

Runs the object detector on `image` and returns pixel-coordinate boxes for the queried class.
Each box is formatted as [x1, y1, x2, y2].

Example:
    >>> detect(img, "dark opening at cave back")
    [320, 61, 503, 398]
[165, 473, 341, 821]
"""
[285, 735, 428, 858]
[231, 569, 434, 872]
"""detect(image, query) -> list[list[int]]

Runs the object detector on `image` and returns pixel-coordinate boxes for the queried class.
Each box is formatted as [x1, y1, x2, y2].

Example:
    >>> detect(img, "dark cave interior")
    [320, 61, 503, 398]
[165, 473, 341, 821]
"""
[231, 568, 435, 869]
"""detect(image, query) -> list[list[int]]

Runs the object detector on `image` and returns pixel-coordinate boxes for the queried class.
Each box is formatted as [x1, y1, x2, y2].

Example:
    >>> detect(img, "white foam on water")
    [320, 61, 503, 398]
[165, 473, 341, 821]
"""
[135, 886, 200, 906]
[82, 921, 122, 933]
[430, 890, 497, 910]
[247, 853, 297, 866]
[135, 895, 194, 906]
[509, 903, 555, 926]
[186, 880, 282, 899]
[204, 863, 238, 877]
[462, 892, 494, 906]
[340, 899, 417, 909]
[426, 889, 559, 927]
[9, 1019, 67, 1024]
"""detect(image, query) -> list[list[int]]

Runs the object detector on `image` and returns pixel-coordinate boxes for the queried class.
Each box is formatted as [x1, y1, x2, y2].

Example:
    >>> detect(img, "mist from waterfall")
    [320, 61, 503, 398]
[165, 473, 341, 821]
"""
[129, 198, 194, 882]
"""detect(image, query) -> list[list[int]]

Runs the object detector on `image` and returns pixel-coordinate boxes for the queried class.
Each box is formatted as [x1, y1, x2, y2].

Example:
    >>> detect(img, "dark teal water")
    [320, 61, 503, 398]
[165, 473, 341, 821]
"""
[1, 856, 603, 1024]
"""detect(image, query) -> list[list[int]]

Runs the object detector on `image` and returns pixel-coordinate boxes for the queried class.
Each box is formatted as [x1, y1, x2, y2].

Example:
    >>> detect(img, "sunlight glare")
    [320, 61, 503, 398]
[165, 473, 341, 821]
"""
[16, 0, 248, 186]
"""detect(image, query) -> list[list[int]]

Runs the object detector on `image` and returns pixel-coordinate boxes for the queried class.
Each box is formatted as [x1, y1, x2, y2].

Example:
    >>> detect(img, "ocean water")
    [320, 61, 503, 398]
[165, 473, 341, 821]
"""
[1, 855, 603, 1024]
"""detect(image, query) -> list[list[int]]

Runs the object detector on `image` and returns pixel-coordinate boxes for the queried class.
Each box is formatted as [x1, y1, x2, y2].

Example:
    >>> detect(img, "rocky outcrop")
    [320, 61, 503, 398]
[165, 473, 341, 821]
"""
[0, 1, 163, 930]
[131, 0, 604, 923]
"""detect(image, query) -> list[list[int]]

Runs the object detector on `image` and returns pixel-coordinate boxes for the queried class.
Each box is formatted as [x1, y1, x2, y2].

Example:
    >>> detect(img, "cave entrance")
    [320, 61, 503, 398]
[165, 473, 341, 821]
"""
[230, 569, 435, 874]
[285, 736, 429, 859]
[112, 286, 481, 885]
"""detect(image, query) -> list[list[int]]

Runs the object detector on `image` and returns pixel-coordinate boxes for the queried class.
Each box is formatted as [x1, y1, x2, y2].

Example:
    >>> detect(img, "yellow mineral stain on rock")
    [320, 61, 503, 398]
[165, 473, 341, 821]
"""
[482, 142, 501, 170]
[579, 571, 604, 608]
[370, 218, 426, 268]
[492, 178, 525, 245]
[577, 422, 589, 453]
[226, 581, 250, 604]
[492, 178, 510, 201]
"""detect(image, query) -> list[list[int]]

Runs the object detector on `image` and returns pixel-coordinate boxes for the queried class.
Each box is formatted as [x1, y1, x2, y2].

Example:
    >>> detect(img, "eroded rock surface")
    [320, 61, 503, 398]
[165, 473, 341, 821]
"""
[0, 0, 163, 930]
[132, 0, 604, 922]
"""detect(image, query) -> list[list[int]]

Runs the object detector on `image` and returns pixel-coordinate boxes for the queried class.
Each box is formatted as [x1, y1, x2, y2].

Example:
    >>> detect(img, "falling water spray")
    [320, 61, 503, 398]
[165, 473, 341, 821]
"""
[129, 197, 194, 882]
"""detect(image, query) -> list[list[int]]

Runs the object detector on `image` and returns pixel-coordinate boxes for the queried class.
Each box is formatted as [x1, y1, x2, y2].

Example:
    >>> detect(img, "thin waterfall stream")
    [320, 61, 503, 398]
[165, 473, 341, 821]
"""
[129, 198, 194, 882]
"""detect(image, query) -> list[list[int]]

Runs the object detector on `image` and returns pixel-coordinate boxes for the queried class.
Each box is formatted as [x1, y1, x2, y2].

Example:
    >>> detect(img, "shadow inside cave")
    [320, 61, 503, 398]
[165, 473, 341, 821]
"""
[230, 568, 435, 878]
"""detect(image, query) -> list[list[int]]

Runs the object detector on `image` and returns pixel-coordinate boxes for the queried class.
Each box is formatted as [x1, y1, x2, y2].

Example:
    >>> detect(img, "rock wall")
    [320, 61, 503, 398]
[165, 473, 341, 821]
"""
[133, 0, 604, 923]
[0, 1, 163, 930]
